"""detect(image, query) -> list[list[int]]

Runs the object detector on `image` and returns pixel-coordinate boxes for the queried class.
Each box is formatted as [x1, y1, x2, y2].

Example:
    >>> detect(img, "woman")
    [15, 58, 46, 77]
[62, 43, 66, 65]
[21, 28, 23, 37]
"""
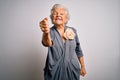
[39, 4, 86, 80]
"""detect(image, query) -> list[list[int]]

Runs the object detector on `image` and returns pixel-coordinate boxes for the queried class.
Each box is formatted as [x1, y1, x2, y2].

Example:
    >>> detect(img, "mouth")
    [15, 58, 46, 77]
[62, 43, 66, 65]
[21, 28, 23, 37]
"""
[55, 17, 62, 20]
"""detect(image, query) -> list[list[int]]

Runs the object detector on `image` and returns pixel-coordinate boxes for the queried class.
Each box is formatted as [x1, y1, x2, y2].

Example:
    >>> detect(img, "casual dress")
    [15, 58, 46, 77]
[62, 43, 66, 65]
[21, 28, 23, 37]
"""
[43, 26, 83, 80]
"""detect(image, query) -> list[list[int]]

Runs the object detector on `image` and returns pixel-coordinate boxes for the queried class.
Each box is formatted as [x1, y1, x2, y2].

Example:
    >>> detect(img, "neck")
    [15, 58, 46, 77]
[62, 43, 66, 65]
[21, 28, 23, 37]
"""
[54, 24, 65, 30]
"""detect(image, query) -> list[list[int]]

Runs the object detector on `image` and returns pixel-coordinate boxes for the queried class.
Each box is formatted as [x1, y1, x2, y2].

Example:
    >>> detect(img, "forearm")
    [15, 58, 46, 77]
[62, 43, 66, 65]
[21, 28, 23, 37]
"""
[78, 56, 87, 76]
[78, 56, 85, 68]
[42, 33, 52, 46]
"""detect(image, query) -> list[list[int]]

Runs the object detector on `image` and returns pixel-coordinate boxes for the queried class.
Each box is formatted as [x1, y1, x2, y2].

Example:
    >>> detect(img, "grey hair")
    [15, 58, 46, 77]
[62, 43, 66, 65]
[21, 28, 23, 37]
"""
[50, 4, 70, 24]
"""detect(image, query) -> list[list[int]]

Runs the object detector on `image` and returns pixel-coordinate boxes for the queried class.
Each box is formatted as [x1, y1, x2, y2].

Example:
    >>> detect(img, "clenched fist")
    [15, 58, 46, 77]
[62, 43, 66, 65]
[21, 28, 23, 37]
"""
[39, 18, 50, 34]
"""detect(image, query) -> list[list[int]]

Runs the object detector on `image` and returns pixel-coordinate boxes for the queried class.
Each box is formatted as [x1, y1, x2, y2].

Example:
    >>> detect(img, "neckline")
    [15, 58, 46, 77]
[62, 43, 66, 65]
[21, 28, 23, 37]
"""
[54, 26, 67, 44]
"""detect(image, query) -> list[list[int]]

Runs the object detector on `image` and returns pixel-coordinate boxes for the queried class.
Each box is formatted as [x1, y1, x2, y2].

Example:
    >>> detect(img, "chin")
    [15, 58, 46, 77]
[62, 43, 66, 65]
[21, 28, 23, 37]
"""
[54, 22, 63, 25]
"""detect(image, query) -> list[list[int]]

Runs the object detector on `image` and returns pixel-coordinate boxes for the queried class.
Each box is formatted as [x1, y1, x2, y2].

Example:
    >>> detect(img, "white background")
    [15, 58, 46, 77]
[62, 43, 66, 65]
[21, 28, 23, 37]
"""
[0, 0, 120, 80]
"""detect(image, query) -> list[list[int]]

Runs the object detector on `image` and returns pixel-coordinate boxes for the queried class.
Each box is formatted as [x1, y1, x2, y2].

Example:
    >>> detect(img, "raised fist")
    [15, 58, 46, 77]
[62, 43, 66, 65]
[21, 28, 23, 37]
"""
[39, 18, 50, 34]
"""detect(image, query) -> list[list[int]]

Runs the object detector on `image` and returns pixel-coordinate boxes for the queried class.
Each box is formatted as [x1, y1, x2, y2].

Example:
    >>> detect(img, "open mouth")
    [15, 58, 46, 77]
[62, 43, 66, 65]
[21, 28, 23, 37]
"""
[55, 17, 62, 20]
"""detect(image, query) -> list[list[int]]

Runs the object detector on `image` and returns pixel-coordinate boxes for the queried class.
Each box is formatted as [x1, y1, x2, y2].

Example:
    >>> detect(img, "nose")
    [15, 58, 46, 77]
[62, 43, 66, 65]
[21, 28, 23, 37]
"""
[56, 13, 60, 17]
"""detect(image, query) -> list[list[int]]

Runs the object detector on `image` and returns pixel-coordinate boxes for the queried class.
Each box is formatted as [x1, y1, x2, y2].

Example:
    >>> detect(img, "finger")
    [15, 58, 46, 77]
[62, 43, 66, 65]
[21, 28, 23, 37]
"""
[42, 29, 49, 33]
[41, 28, 44, 31]
[44, 17, 48, 21]
[39, 23, 42, 27]
[40, 21, 46, 26]
[81, 72, 86, 77]
[39, 22, 48, 29]
[80, 71, 84, 76]
[41, 27, 49, 31]
[39, 17, 49, 26]
[39, 18, 47, 25]
[81, 73, 85, 77]
[43, 18, 48, 24]
[40, 25, 49, 29]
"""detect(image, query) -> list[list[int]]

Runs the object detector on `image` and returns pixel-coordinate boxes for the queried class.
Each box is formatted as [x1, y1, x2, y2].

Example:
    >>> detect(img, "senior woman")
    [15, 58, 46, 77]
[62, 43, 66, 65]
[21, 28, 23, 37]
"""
[39, 4, 86, 80]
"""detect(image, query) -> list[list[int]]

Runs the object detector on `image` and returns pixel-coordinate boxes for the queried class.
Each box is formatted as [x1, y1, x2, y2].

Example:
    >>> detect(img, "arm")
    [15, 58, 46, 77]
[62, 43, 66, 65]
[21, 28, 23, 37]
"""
[42, 33, 52, 46]
[39, 18, 52, 47]
[78, 56, 87, 76]
[73, 28, 87, 76]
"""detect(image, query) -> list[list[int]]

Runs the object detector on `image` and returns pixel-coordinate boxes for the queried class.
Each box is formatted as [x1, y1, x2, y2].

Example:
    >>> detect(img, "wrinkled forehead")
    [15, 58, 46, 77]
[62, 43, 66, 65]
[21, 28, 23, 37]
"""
[52, 8, 67, 14]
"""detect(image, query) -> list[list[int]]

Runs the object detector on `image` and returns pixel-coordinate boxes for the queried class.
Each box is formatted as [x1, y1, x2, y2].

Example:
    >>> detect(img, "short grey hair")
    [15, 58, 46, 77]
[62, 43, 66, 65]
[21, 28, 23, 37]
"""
[50, 4, 70, 24]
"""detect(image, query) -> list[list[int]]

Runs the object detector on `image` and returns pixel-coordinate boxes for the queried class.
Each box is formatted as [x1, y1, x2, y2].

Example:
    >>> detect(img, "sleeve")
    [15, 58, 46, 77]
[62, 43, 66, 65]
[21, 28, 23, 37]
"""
[73, 28, 84, 57]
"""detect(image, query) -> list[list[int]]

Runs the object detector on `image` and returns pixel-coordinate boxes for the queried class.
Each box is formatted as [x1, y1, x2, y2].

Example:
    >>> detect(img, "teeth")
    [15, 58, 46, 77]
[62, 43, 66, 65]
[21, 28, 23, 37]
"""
[56, 18, 61, 20]
[56, 17, 61, 20]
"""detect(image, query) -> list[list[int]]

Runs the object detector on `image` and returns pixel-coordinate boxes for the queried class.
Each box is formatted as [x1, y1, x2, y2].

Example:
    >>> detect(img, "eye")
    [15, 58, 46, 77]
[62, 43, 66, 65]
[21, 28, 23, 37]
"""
[60, 13, 64, 15]
[52, 12, 65, 16]
[52, 13, 56, 15]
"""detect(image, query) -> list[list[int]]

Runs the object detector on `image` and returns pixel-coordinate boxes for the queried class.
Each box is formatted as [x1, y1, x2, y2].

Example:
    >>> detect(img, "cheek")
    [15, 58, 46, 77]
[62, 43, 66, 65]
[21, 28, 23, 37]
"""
[63, 17, 68, 22]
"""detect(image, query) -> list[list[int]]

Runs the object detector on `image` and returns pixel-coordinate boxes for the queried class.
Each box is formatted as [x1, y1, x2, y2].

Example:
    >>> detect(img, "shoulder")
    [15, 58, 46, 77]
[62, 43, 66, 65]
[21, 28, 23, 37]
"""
[66, 26, 77, 33]
[50, 26, 55, 30]
[50, 26, 56, 33]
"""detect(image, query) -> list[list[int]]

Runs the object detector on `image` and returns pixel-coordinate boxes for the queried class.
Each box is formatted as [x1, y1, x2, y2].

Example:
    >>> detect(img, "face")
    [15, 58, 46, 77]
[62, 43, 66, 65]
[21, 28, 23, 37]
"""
[51, 8, 68, 26]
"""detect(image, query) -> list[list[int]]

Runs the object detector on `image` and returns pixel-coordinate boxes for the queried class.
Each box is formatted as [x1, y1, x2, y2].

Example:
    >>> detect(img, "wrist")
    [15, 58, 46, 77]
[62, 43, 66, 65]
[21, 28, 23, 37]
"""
[81, 64, 85, 67]
[43, 32, 50, 36]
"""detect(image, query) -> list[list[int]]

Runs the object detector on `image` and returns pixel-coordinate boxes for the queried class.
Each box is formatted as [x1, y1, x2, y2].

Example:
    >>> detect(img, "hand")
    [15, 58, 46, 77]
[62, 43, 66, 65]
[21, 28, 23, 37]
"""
[80, 67, 87, 77]
[39, 18, 50, 34]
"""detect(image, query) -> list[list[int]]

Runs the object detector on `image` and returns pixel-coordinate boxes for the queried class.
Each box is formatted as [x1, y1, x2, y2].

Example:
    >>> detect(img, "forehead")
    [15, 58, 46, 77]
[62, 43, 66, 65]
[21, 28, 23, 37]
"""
[53, 8, 66, 13]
